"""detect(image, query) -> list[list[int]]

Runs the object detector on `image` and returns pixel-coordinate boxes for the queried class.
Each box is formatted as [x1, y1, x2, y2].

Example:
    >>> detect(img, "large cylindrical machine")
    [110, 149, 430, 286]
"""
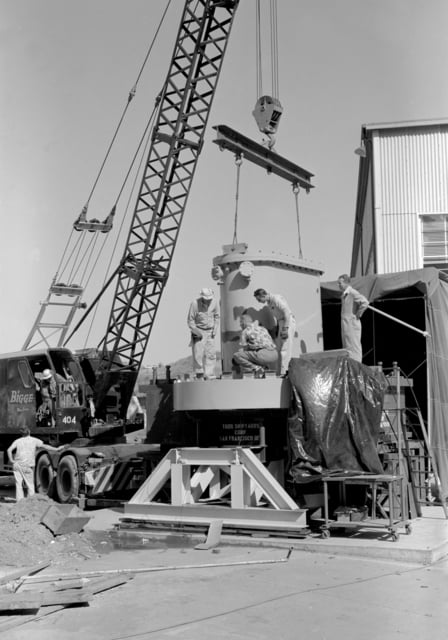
[172, 244, 324, 460]
[212, 243, 324, 372]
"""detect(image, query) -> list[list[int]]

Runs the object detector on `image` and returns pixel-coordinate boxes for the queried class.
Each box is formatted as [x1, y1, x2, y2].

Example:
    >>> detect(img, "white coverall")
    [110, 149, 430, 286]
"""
[187, 297, 220, 377]
[340, 285, 369, 362]
[265, 293, 296, 375]
[7, 435, 44, 500]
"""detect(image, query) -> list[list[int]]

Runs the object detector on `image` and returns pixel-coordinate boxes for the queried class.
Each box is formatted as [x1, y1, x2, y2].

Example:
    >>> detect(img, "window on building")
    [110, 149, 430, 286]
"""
[420, 214, 448, 270]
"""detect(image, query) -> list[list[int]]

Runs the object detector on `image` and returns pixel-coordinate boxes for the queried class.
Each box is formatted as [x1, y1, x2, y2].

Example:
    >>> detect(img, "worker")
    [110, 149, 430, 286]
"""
[35, 368, 57, 426]
[337, 273, 369, 362]
[126, 394, 146, 428]
[187, 287, 220, 379]
[55, 365, 79, 407]
[253, 288, 296, 375]
[232, 310, 278, 376]
[7, 426, 63, 501]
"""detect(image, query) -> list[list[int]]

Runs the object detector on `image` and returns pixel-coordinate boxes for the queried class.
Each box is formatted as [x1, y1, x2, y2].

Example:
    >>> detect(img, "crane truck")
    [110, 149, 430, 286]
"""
[0, 0, 240, 504]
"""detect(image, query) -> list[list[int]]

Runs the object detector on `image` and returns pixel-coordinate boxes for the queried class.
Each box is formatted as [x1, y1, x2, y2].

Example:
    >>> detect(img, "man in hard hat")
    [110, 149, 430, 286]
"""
[7, 426, 63, 501]
[35, 368, 57, 427]
[232, 310, 278, 376]
[254, 288, 296, 375]
[187, 287, 220, 379]
[337, 274, 369, 362]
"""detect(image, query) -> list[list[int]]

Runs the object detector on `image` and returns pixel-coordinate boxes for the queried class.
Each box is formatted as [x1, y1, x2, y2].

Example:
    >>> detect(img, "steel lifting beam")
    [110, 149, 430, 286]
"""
[212, 124, 315, 191]
[95, 0, 239, 409]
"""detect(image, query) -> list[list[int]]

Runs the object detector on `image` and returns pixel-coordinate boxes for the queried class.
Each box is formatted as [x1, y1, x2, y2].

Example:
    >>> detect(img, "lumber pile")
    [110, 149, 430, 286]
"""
[0, 562, 133, 632]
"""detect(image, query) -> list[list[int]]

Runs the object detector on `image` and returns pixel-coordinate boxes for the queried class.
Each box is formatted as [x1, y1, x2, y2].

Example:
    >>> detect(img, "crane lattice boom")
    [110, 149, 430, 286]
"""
[95, 0, 239, 411]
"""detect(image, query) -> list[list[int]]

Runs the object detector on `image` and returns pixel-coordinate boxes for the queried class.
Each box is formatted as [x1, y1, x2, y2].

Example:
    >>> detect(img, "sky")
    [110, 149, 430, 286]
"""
[1, 0, 448, 367]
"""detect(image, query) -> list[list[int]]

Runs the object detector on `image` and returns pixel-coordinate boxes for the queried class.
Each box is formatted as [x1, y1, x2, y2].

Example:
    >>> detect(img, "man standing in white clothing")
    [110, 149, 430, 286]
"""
[7, 427, 63, 501]
[337, 274, 369, 362]
[254, 288, 296, 375]
[187, 287, 220, 379]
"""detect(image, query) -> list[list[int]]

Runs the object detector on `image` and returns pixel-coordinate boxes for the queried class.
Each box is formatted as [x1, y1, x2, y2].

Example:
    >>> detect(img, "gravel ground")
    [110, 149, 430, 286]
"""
[0, 494, 100, 568]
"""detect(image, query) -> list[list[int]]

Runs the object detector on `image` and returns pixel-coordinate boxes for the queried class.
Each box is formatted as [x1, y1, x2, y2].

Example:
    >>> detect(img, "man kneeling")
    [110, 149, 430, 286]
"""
[232, 310, 278, 376]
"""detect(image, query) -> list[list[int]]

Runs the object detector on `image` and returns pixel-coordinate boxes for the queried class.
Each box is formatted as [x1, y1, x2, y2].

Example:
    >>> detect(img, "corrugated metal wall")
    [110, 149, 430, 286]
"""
[374, 126, 448, 273]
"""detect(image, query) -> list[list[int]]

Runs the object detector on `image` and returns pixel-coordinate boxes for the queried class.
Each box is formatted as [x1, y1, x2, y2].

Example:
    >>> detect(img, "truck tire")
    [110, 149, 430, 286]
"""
[56, 455, 79, 503]
[35, 453, 55, 497]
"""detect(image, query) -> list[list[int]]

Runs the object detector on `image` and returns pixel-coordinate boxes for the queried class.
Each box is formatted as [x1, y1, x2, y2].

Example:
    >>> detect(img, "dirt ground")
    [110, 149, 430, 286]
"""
[0, 495, 100, 568]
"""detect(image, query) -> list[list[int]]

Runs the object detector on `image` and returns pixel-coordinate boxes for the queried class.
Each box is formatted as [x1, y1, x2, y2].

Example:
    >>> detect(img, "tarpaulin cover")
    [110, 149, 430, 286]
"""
[321, 267, 448, 501]
[287, 356, 387, 483]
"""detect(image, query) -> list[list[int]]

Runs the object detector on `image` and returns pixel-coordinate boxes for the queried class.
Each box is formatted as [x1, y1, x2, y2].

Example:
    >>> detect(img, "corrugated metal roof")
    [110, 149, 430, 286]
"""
[363, 117, 448, 132]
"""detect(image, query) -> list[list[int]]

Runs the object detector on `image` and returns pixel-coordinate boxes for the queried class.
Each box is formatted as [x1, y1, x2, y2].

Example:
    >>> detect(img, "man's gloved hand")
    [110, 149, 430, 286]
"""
[191, 332, 202, 342]
[280, 327, 289, 340]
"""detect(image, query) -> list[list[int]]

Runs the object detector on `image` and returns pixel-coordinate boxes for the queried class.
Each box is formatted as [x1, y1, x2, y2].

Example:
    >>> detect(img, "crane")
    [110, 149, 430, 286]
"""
[0, 0, 240, 505]
[91, 0, 239, 417]
[22, 0, 239, 419]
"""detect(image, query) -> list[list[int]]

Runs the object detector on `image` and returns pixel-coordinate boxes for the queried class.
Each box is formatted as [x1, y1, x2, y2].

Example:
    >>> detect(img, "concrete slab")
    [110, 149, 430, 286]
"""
[2, 545, 448, 640]
[84, 504, 448, 566]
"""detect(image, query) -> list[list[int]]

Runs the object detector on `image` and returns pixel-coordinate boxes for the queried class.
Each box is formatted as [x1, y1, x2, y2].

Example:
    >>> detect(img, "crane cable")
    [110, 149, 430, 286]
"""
[255, 0, 279, 100]
[55, 0, 172, 286]
[59, 88, 160, 295]
[48, 0, 172, 314]
[80, 107, 158, 349]
[83, 0, 173, 209]
[255, 0, 263, 99]
[232, 153, 243, 245]
[270, 0, 279, 100]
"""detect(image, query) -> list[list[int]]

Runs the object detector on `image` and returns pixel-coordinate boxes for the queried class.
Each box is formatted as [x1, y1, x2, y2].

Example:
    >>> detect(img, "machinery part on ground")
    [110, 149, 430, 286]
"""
[56, 455, 80, 503]
[35, 453, 56, 497]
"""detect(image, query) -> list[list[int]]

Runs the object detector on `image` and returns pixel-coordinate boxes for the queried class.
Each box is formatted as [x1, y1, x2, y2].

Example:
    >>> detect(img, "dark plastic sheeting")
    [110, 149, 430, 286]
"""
[321, 267, 448, 501]
[287, 355, 387, 483]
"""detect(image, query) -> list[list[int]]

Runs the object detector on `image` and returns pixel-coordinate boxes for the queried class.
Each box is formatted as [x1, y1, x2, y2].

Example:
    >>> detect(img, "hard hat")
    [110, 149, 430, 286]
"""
[199, 287, 214, 300]
[41, 369, 53, 380]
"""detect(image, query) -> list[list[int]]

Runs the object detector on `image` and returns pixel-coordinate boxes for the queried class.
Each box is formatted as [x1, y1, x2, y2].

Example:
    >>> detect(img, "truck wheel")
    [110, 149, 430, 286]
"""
[56, 455, 79, 503]
[35, 453, 55, 497]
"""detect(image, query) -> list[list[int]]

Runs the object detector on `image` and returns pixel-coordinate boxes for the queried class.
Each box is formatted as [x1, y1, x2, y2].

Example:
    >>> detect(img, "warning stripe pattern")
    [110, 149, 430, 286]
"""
[89, 462, 136, 494]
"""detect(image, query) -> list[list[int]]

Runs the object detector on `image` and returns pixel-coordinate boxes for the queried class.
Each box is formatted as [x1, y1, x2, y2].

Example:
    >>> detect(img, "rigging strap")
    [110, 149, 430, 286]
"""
[232, 153, 243, 245]
[293, 183, 303, 259]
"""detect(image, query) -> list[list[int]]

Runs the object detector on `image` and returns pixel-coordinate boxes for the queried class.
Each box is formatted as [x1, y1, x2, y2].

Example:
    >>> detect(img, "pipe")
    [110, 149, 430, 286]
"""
[24, 548, 294, 584]
[367, 305, 430, 338]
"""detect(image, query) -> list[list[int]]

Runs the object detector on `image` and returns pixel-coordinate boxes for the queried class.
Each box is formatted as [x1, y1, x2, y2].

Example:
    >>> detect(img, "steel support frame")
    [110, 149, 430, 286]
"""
[126, 447, 307, 531]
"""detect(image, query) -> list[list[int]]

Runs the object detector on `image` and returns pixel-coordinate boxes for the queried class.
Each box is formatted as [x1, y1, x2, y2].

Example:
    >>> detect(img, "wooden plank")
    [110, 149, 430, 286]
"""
[85, 574, 133, 595]
[0, 589, 91, 611]
[0, 562, 51, 587]
[0, 605, 65, 633]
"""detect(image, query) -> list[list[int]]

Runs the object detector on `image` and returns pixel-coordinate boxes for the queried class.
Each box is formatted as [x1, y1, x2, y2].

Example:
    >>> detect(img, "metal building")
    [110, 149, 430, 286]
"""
[351, 118, 448, 276]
